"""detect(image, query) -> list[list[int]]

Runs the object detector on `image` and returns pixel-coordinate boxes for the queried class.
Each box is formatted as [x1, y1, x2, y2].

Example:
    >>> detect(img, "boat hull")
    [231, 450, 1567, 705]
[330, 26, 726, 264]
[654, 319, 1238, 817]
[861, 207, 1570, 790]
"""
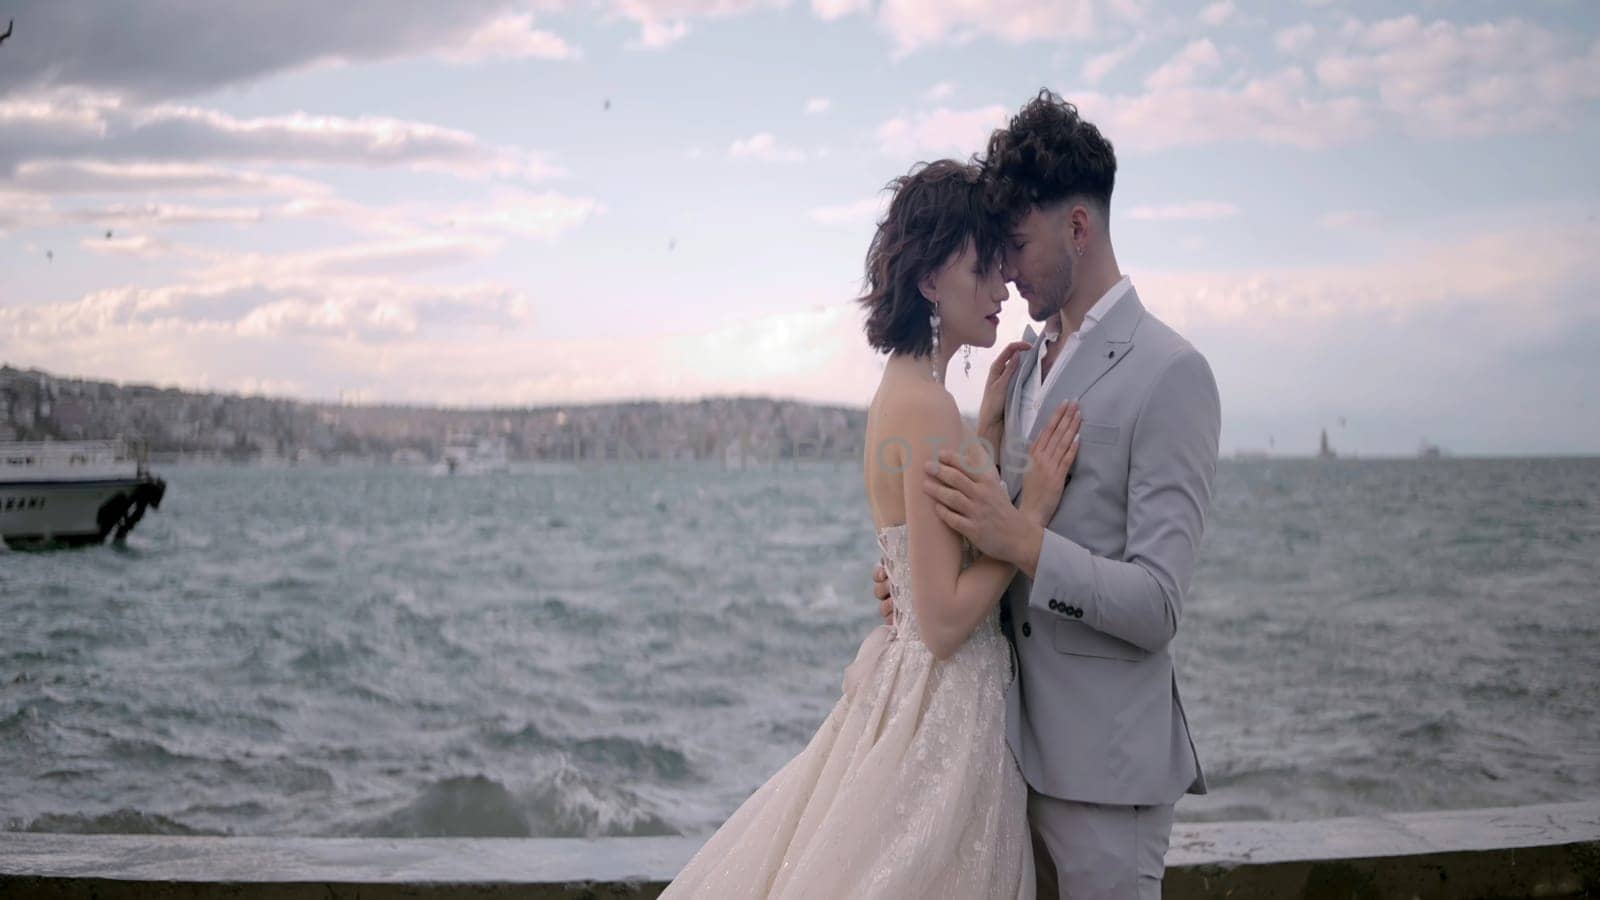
[0, 476, 167, 549]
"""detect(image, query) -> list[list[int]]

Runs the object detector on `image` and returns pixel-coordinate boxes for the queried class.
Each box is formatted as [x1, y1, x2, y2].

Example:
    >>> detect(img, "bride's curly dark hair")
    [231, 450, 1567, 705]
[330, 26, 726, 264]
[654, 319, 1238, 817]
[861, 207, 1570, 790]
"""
[857, 159, 1004, 357]
[982, 89, 1117, 225]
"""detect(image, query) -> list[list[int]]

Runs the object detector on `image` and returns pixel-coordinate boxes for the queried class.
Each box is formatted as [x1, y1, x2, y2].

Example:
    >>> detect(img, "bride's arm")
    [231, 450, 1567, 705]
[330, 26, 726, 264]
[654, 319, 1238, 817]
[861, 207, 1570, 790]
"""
[901, 390, 1017, 661]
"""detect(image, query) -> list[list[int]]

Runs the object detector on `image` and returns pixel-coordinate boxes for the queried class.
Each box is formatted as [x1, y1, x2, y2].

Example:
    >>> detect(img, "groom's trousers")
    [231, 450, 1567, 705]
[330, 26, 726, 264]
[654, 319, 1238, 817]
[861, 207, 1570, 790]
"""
[1028, 789, 1175, 900]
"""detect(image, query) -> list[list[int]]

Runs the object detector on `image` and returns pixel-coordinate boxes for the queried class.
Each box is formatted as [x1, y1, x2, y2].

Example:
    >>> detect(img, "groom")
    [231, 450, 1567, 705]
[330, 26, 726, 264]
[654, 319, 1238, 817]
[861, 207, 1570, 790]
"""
[872, 90, 1219, 899]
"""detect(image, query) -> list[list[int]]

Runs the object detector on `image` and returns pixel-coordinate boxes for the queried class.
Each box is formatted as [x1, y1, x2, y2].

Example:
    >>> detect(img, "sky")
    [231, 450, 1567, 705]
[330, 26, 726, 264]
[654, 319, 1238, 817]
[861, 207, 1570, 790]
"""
[0, 0, 1597, 456]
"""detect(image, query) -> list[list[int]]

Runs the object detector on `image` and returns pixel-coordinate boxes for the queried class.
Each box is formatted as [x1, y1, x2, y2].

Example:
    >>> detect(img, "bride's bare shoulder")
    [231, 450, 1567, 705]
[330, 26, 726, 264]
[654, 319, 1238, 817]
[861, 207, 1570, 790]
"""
[869, 375, 963, 444]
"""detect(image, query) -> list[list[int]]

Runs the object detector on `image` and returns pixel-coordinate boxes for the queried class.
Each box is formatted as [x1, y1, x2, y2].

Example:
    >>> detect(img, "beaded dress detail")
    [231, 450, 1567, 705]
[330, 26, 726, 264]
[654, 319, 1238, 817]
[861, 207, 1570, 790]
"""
[659, 523, 1033, 899]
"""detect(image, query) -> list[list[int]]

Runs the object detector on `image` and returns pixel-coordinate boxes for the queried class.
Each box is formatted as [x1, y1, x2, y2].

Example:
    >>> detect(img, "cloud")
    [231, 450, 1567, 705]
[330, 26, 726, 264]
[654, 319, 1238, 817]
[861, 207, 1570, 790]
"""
[1065, 15, 1599, 153]
[0, 91, 120, 140]
[9, 222, 1599, 455]
[1317, 209, 1380, 229]
[625, 18, 692, 49]
[0, 191, 52, 235]
[436, 13, 583, 62]
[1198, 1, 1236, 27]
[6, 161, 331, 197]
[1127, 201, 1240, 221]
[1274, 24, 1316, 54]
[0, 285, 881, 408]
[1073, 68, 1371, 152]
[811, 0, 870, 21]
[0, 1, 580, 102]
[1309, 16, 1600, 138]
[0, 0, 1126, 77]
[1, 191, 286, 238]
[871, 0, 1134, 55]
[0, 276, 534, 345]
[1082, 39, 1142, 84]
[805, 97, 832, 115]
[251, 236, 507, 279]
[1144, 38, 1223, 91]
[60, 203, 269, 228]
[0, 92, 564, 183]
[1, 185, 600, 252]
[78, 234, 188, 259]
[612, 0, 784, 49]
[808, 196, 887, 226]
[876, 104, 1007, 158]
[924, 81, 956, 101]
[437, 189, 605, 241]
[1138, 221, 1600, 331]
[1132, 221, 1600, 453]
[728, 132, 807, 162]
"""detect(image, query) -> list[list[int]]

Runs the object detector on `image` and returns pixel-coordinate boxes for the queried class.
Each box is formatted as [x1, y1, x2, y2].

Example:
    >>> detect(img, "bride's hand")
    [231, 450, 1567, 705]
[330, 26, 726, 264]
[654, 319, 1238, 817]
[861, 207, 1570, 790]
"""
[1018, 401, 1081, 527]
[977, 341, 1031, 452]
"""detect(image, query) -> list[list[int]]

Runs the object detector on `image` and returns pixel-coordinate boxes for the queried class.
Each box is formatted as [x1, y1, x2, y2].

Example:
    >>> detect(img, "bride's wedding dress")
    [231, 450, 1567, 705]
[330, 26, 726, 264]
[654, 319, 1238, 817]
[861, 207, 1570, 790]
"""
[660, 523, 1034, 899]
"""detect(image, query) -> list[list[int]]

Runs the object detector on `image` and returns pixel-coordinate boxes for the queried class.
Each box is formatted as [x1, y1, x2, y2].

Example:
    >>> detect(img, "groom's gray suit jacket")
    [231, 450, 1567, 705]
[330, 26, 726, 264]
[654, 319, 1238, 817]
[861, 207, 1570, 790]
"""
[999, 286, 1218, 807]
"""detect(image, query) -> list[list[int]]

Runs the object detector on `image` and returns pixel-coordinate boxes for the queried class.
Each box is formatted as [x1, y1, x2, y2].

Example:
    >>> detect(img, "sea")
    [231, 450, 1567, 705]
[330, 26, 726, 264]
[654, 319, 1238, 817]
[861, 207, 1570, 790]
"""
[2, 457, 1598, 838]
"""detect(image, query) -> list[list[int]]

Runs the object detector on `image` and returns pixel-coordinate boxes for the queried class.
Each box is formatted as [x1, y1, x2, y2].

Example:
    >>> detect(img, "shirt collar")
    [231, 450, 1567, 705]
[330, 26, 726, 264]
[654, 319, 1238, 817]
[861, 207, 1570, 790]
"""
[1041, 275, 1133, 344]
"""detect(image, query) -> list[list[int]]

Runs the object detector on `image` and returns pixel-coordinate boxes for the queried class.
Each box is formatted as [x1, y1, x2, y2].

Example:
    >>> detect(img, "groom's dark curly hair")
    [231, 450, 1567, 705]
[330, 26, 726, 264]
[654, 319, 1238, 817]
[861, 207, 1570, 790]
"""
[982, 89, 1117, 225]
[857, 159, 1004, 357]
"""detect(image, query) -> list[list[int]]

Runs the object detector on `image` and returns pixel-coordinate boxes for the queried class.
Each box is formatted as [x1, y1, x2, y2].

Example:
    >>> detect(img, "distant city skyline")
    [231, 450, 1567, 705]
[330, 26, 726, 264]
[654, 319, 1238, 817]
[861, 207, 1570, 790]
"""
[1, 1, 1597, 456]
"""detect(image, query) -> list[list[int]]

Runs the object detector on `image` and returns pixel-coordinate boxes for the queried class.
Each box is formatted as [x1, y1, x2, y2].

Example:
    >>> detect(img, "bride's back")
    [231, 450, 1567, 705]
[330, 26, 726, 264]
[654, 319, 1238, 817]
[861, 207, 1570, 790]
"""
[862, 361, 976, 532]
[862, 366, 919, 531]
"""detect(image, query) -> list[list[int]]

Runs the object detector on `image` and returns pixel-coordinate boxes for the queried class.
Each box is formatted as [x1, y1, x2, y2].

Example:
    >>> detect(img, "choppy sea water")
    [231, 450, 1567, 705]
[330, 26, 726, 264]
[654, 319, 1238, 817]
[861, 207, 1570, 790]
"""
[2, 458, 1597, 838]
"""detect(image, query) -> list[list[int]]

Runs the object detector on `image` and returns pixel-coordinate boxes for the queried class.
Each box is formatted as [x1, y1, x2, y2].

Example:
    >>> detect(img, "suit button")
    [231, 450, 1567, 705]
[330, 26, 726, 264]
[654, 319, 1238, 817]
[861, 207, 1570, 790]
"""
[1074, 609, 1084, 619]
[1022, 622, 1032, 637]
[1048, 599, 1059, 611]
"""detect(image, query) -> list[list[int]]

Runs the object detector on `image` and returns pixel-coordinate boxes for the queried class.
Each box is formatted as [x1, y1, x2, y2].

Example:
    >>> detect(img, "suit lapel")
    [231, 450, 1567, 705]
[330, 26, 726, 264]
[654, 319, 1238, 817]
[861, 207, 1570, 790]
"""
[1023, 289, 1146, 449]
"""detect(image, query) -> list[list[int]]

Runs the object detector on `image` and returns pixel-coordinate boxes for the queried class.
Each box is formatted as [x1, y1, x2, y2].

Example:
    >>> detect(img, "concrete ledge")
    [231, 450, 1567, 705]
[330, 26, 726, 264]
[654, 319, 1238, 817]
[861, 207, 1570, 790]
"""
[2, 801, 1596, 899]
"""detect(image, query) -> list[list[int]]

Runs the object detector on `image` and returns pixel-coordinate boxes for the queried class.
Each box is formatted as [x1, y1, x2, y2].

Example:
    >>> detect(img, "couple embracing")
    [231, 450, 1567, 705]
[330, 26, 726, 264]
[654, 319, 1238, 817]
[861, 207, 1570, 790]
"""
[662, 89, 1221, 900]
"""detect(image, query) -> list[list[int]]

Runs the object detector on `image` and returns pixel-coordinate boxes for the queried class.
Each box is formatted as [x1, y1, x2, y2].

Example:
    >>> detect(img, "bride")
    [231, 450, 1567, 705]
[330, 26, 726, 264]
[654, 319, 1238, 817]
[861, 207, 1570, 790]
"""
[661, 159, 1083, 899]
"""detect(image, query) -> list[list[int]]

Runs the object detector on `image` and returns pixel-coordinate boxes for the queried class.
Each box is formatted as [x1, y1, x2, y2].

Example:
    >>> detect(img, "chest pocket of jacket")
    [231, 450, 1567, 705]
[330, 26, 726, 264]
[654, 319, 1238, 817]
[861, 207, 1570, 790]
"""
[1078, 421, 1120, 446]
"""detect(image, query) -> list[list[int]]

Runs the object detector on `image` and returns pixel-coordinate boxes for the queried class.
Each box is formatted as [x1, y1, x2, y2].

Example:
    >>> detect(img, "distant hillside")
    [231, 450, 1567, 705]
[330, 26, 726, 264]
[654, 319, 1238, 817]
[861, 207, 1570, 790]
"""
[0, 365, 868, 464]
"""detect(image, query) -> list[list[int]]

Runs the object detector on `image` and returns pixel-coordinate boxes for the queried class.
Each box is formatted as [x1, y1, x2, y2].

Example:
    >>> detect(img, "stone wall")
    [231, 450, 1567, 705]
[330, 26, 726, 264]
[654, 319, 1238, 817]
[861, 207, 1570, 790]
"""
[2, 801, 1596, 899]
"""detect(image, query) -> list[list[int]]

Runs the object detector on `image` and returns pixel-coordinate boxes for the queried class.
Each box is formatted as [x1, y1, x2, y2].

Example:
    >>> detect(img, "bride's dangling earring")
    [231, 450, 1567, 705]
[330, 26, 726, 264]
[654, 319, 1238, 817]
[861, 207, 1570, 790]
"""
[963, 345, 972, 377]
[928, 304, 941, 381]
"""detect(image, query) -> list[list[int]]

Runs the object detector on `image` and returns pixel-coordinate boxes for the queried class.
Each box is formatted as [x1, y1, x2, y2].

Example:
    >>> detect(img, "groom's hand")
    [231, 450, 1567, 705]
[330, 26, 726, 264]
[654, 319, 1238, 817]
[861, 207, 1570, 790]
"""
[872, 560, 894, 626]
[924, 450, 1043, 574]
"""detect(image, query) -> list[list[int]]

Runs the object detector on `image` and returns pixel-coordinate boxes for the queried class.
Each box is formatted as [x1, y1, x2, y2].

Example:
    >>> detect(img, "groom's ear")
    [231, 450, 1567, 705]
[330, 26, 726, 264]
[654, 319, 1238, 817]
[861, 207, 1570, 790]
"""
[1068, 201, 1102, 243]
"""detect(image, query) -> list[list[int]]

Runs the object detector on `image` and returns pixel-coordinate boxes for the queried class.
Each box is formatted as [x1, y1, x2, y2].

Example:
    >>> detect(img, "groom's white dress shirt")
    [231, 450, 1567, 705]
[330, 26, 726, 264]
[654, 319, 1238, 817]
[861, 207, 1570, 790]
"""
[1018, 274, 1133, 437]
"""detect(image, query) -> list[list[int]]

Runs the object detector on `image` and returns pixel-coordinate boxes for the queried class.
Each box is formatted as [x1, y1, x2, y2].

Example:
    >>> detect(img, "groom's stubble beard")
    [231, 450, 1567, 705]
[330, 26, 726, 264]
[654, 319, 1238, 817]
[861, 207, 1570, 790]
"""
[1033, 246, 1074, 322]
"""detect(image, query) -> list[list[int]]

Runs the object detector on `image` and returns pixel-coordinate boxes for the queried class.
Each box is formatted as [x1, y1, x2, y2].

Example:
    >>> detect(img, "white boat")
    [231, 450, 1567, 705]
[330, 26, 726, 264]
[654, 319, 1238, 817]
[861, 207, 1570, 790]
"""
[0, 440, 167, 549]
[430, 435, 510, 476]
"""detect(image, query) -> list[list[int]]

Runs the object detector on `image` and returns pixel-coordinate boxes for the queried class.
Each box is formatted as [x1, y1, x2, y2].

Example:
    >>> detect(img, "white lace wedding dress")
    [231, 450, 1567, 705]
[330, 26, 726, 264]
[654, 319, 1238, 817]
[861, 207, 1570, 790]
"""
[660, 523, 1034, 899]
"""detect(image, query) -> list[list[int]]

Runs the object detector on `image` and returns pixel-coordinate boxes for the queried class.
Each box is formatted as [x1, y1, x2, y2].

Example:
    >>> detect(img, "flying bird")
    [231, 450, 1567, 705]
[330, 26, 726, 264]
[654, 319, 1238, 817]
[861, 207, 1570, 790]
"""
[0, 19, 13, 47]
[667, 237, 676, 252]
[105, 229, 113, 240]
[45, 250, 53, 262]
[603, 98, 611, 111]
